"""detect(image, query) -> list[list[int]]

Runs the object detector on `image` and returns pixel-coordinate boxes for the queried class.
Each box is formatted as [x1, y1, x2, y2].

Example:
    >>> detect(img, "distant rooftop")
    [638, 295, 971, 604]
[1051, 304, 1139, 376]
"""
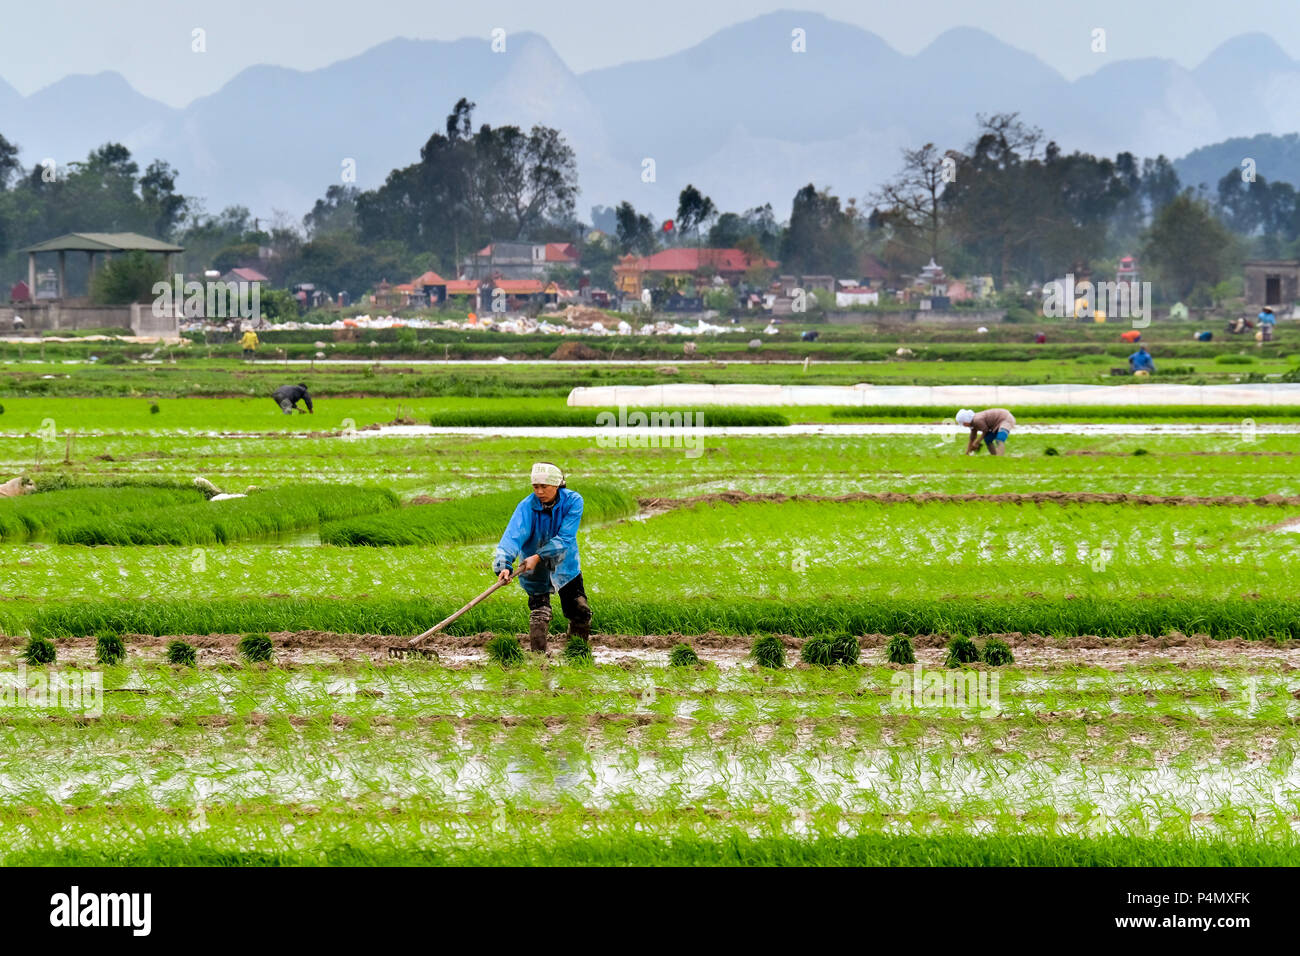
[21, 232, 184, 254]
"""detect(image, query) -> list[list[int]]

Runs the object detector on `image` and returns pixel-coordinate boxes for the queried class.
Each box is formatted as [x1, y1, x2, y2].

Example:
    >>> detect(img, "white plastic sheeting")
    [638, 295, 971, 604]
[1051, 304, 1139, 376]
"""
[567, 382, 1300, 407]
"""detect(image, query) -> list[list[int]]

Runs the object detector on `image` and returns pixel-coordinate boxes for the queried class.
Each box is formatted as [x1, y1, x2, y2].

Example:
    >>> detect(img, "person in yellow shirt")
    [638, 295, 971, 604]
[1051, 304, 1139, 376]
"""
[240, 327, 259, 361]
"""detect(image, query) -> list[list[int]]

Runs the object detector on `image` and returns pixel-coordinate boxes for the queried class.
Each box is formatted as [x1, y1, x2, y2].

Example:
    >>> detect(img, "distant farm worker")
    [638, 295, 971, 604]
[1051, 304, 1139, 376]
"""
[1129, 345, 1156, 376]
[1258, 307, 1276, 342]
[1034, 332, 1047, 344]
[272, 382, 313, 415]
[1120, 329, 1142, 343]
[1195, 330, 1213, 342]
[956, 408, 1016, 456]
[240, 326, 260, 360]
[493, 462, 591, 653]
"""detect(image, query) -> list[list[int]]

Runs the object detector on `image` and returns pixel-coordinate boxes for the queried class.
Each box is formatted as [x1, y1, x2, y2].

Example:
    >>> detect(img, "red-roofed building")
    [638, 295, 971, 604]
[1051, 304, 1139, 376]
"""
[613, 248, 778, 298]
[221, 267, 270, 284]
[544, 243, 579, 264]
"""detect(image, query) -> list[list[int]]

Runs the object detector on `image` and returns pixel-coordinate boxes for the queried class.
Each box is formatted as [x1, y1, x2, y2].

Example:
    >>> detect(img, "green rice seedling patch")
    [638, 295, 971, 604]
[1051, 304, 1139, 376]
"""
[53, 485, 398, 545]
[319, 483, 636, 547]
[0, 485, 202, 541]
[427, 407, 789, 427]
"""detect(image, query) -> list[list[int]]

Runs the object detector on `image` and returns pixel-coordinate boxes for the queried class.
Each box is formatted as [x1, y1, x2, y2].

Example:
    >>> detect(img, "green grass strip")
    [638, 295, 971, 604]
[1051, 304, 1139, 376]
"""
[427, 407, 789, 427]
[52, 485, 399, 546]
[7, 833, 1296, 867]
[25, 596, 1300, 639]
[319, 484, 637, 547]
[831, 404, 1300, 421]
[0, 485, 203, 542]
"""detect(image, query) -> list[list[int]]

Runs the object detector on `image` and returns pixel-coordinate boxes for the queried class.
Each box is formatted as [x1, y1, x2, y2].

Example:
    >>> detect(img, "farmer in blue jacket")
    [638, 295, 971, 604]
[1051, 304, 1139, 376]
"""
[1128, 346, 1156, 375]
[493, 462, 592, 652]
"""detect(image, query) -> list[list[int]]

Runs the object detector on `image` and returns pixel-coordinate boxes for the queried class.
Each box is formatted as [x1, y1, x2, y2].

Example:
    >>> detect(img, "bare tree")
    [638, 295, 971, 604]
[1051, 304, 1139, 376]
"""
[871, 143, 957, 262]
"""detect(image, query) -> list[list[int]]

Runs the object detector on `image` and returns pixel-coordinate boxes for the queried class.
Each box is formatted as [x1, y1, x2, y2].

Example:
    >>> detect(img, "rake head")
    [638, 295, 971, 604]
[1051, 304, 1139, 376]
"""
[386, 645, 439, 660]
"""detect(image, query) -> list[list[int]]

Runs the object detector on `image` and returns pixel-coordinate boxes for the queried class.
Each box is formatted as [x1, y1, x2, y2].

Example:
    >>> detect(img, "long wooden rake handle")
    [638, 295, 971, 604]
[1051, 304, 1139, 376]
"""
[408, 570, 520, 647]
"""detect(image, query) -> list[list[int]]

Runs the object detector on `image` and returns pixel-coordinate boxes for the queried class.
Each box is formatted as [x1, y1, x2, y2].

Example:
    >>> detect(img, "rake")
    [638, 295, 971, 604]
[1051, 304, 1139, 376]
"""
[387, 569, 520, 659]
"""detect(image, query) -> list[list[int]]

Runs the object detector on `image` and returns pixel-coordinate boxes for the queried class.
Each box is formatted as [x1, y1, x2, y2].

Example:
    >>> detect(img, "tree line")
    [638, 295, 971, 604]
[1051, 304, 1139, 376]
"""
[2, 104, 1297, 308]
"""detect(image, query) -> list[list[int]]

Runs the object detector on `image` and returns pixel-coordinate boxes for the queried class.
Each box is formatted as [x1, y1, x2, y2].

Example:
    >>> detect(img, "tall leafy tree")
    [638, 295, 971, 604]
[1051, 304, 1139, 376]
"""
[781, 184, 858, 275]
[1142, 191, 1235, 300]
[675, 184, 716, 244]
[614, 201, 657, 255]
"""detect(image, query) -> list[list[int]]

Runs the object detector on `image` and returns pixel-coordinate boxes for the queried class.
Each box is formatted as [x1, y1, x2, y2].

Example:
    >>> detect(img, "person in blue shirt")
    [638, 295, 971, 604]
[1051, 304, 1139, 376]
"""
[1258, 307, 1276, 341]
[1128, 346, 1156, 375]
[493, 462, 591, 652]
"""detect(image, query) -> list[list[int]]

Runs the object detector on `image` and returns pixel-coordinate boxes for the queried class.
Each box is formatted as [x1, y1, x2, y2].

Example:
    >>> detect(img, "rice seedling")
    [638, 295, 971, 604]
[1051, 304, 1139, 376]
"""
[164, 640, 197, 666]
[981, 637, 1015, 666]
[751, 635, 785, 669]
[95, 634, 126, 666]
[486, 635, 525, 667]
[22, 637, 56, 665]
[944, 635, 980, 668]
[237, 633, 274, 664]
[562, 635, 593, 664]
[886, 634, 916, 665]
[668, 643, 700, 667]
[320, 484, 636, 547]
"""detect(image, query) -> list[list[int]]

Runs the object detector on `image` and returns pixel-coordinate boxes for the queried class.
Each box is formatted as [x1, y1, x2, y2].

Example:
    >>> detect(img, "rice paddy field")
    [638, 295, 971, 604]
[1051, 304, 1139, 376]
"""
[2, 349, 1299, 867]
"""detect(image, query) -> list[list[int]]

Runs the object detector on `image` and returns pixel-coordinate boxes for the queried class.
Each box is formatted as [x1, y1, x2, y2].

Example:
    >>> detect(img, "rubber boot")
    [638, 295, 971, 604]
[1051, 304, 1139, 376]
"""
[528, 607, 552, 652]
[565, 594, 592, 642]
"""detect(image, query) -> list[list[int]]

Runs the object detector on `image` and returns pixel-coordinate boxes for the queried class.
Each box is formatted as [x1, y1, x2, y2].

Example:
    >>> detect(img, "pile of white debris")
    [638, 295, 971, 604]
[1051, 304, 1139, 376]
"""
[185, 312, 767, 336]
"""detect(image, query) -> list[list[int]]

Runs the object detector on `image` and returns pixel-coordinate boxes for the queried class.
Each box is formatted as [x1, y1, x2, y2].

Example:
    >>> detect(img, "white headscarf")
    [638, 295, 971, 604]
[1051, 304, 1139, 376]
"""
[955, 409, 975, 425]
[530, 462, 564, 486]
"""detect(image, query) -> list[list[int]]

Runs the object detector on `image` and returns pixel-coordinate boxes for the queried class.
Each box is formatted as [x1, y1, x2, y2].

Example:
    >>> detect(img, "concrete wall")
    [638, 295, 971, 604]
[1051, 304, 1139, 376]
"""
[130, 303, 180, 336]
[0, 303, 178, 335]
[0, 303, 131, 331]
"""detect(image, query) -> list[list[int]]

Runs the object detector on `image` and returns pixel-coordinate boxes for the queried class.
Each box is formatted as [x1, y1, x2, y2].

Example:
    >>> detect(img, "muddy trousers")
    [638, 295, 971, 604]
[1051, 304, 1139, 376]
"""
[526, 574, 591, 650]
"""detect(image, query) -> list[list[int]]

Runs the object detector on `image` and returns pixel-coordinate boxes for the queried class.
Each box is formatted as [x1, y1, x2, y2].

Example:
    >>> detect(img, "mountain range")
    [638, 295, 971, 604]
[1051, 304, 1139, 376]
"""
[1, 10, 1298, 226]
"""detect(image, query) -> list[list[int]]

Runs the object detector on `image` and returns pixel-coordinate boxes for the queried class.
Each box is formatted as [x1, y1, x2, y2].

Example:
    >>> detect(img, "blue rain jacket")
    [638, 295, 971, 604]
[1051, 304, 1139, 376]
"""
[1129, 349, 1155, 371]
[492, 487, 584, 595]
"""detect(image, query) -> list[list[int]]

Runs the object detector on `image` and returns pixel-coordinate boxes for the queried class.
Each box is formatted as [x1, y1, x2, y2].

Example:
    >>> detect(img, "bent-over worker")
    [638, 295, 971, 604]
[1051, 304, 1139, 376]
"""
[272, 383, 313, 414]
[956, 407, 1016, 456]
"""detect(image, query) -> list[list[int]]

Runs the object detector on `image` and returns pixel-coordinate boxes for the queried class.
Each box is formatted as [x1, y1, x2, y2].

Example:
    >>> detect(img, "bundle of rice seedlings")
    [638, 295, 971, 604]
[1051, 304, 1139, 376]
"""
[751, 635, 785, 669]
[486, 634, 524, 667]
[22, 637, 56, 666]
[800, 635, 834, 666]
[981, 637, 1015, 666]
[885, 634, 916, 665]
[95, 633, 126, 665]
[668, 643, 700, 667]
[828, 634, 861, 665]
[944, 635, 980, 668]
[165, 640, 197, 666]
[562, 635, 593, 664]
[237, 632, 274, 664]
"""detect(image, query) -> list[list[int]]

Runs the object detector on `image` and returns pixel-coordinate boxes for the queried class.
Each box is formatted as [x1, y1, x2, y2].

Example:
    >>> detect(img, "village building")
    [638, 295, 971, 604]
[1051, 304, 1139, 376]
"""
[613, 247, 777, 301]
[1243, 260, 1300, 310]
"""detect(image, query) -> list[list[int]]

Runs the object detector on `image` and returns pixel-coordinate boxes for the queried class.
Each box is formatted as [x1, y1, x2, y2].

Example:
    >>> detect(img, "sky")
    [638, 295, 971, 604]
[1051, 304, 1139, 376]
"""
[2, 0, 1298, 107]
